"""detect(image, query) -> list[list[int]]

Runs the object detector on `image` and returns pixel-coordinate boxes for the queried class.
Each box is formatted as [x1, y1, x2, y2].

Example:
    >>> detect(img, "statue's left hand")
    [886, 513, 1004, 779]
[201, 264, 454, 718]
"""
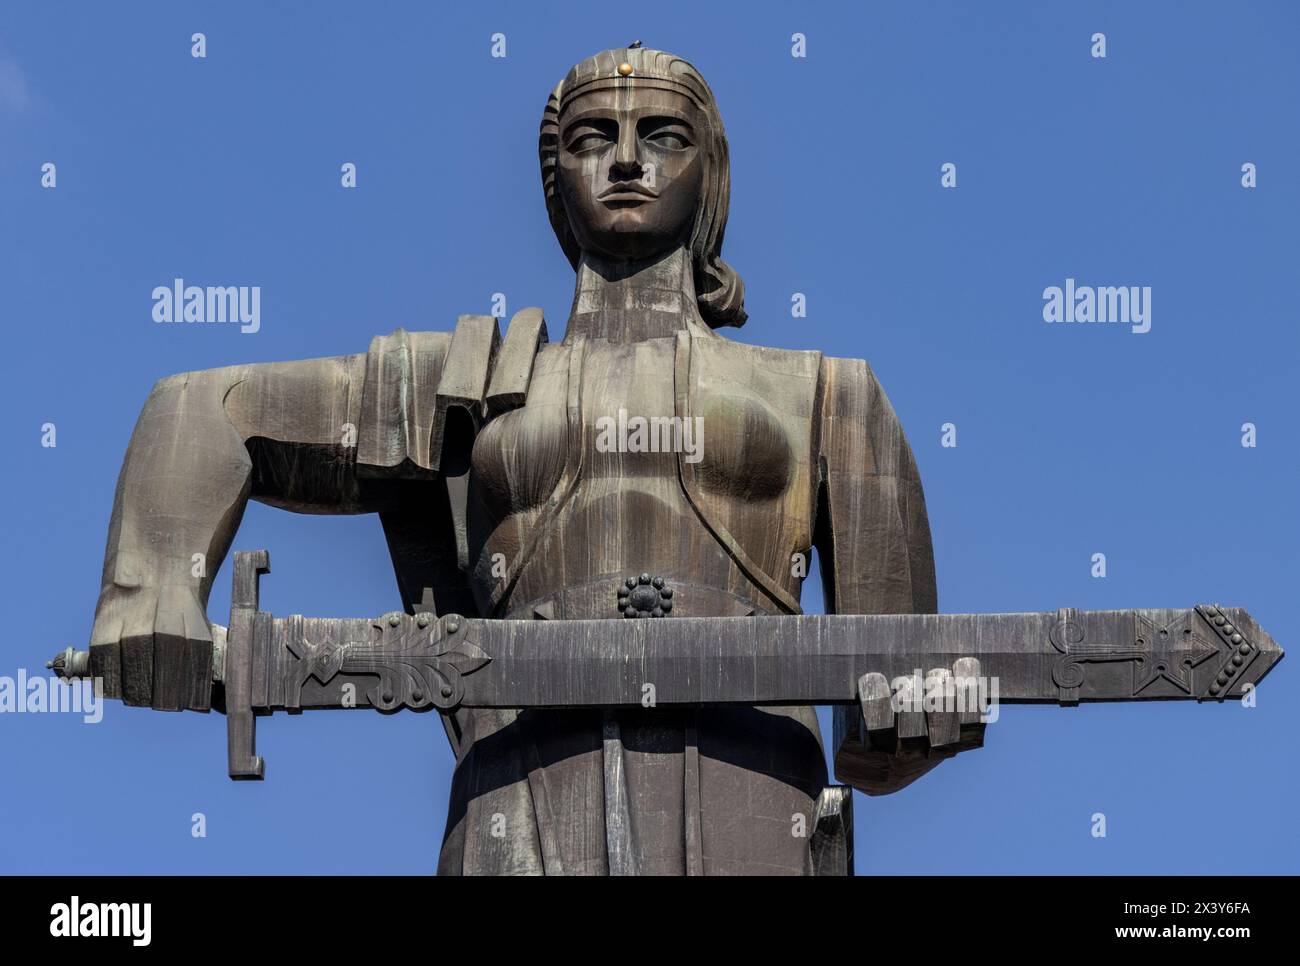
[832, 658, 987, 796]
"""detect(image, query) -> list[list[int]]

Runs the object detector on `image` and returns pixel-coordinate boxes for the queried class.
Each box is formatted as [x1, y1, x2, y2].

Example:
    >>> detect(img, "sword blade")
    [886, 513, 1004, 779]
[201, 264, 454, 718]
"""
[280, 606, 1280, 711]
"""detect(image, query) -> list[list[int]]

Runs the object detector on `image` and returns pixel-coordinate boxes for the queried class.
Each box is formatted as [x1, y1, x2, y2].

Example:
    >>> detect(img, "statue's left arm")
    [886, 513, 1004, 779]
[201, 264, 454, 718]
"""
[813, 355, 976, 795]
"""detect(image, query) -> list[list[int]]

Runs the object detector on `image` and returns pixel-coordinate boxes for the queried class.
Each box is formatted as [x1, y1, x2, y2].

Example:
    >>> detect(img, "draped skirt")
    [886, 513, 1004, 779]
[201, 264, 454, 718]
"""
[437, 704, 836, 875]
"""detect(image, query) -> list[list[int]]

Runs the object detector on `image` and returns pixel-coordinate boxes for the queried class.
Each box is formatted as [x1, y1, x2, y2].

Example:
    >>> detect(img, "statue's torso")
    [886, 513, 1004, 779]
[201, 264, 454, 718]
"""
[469, 337, 797, 620]
[435, 332, 832, 876]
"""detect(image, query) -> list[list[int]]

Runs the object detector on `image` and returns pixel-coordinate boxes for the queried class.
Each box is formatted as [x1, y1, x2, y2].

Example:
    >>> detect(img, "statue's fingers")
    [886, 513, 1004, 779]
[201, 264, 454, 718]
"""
[953, 657, 988, 751]
[856, 671, 897, 752]
[151, 597, 191, 711]
[118, 632, 154, 707]
[179, 597, 215, 711]
[86, 611, 124, 701]
[924, 667, 960, 749]
[118, 600, 156, 707]
[896, 675, 928, 744]
[885, 671, 928, 750]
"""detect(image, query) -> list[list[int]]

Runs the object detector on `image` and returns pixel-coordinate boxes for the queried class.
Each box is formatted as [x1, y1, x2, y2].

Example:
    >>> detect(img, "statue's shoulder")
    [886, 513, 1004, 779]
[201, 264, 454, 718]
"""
[815, 352, 918, 479]
[683, 333, 898, 422]
[357, 308, 548, 478]
[685, 329, 823, 386]
[818, 352, 886, 400]
[685, 328, 815, 361]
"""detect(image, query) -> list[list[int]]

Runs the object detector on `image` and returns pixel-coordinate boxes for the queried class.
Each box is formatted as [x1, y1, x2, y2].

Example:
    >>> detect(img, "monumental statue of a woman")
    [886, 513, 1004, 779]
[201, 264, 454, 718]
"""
[85, 46, 975, 875]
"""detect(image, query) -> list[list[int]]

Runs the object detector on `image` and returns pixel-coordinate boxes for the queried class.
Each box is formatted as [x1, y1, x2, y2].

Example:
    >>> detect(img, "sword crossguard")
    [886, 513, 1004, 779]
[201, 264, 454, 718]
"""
[225, 550, 269, 780]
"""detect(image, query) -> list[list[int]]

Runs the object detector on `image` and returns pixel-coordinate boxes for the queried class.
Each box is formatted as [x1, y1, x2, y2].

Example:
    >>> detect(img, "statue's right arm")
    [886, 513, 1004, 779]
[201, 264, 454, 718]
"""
[91, 352, 376, 710]
[91, 313, 541, 711]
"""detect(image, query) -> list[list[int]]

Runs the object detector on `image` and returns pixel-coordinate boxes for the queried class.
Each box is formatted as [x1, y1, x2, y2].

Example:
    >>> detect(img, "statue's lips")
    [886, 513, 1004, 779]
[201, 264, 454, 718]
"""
[601, 196, 654, 209]
[598, 182, 658, 206]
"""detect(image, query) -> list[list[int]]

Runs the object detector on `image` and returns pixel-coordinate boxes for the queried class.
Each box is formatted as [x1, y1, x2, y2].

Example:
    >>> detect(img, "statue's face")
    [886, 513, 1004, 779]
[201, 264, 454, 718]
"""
[556, 86, 706, 262]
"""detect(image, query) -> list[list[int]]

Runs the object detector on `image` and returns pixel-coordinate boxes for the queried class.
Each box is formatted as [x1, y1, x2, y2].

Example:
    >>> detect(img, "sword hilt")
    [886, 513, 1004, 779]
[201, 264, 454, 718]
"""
[43, 553, 267, 781]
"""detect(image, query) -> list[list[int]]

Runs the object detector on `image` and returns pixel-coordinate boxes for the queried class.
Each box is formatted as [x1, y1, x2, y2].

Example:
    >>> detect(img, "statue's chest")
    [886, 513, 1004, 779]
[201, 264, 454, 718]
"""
[470, 338, 798, 516]
[580, 339, 685, 483]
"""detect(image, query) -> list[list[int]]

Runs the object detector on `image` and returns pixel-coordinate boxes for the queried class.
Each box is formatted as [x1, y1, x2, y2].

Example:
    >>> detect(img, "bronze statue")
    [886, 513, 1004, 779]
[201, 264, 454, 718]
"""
[71, 46, 1281, 876]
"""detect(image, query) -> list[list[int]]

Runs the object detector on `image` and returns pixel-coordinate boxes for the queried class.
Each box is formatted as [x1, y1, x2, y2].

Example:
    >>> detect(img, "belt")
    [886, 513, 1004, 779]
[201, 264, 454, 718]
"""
[505, 573, 790, 621]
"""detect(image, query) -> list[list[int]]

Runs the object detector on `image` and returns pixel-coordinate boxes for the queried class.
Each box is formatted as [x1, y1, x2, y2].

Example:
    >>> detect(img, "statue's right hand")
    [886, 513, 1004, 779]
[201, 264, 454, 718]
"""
[89, 581, 214, 710]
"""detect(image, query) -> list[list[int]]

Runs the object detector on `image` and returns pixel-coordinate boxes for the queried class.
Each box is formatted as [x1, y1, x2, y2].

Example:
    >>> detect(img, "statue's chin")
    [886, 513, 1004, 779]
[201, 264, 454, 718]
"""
[578, 222, 683, 263]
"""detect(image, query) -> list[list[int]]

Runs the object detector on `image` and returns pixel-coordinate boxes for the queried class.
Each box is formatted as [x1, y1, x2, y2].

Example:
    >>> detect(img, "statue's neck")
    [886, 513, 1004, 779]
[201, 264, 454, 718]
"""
[563, 247, 706, 344]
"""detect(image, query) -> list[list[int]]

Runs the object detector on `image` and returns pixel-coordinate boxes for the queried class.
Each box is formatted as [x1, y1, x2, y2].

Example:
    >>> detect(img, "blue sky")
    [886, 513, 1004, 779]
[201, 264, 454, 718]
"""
[1, 0, 1296, 874]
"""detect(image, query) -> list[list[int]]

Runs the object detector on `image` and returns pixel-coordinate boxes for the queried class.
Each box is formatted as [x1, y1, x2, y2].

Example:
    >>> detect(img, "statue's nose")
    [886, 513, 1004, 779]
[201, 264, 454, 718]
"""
[611, 127, 640, 177]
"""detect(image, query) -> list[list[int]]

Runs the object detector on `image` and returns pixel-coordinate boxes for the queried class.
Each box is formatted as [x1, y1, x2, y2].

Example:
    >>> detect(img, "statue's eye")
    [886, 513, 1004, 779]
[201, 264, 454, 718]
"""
[640, 119, 693, 150]
[564, 120, 617, 153]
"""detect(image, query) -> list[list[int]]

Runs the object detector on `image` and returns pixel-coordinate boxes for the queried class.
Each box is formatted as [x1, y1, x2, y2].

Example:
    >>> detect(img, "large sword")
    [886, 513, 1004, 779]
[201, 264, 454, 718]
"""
[48, 550, 1284, 780]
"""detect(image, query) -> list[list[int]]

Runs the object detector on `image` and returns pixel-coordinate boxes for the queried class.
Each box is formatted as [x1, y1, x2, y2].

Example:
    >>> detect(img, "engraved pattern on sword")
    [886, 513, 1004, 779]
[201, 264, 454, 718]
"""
[286, 613, 489, 712]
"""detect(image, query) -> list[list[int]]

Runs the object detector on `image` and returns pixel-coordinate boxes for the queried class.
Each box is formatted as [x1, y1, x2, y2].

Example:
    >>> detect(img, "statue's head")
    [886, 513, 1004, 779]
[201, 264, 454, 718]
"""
[540, 46, 746, 327]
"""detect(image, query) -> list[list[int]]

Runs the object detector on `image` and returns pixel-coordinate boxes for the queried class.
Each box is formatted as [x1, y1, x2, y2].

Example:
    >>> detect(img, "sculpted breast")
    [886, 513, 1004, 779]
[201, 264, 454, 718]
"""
[470, 401, 567, 516]
[694, 393, 792, 500]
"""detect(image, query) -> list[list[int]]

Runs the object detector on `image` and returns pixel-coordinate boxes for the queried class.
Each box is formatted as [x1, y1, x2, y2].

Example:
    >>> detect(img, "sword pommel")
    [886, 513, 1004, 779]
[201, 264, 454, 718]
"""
[46, 645, 91, 680]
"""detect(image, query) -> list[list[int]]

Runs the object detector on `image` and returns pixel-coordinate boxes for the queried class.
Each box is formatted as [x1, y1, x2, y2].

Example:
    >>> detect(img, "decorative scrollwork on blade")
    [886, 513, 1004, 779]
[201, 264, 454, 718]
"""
[1049, 610, 1090, 691]
[1050, 608, 1146, 704]
[287, 612, 489, 713]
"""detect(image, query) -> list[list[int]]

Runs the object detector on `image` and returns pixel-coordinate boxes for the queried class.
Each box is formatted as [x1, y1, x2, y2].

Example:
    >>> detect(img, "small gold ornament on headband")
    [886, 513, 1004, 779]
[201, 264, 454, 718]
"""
[617, 62, 634, 76]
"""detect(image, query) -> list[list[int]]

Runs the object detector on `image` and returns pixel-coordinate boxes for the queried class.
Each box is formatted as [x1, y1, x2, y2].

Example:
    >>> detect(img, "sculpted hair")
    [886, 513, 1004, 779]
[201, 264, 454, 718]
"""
[539, 47, 747, 328]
